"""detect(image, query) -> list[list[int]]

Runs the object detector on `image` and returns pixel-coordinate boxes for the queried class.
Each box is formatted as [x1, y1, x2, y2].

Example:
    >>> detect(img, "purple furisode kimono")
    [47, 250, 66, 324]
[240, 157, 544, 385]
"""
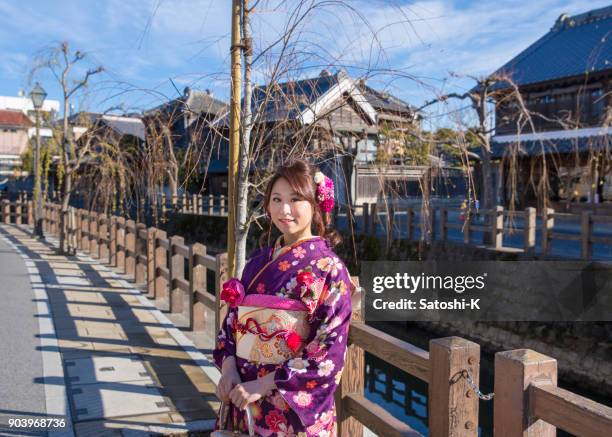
[213, 236, 353, 437]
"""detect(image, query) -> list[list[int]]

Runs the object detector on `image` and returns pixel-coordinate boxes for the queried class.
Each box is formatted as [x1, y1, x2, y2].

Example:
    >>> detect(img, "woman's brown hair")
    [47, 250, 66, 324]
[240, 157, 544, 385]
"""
[259, 160, 342, 249]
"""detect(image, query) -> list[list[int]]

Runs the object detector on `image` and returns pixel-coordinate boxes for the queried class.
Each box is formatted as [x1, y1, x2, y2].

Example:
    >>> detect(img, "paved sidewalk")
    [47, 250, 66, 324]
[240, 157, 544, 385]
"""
[0, 224, 220, 436]
[0, 236, 47, 436]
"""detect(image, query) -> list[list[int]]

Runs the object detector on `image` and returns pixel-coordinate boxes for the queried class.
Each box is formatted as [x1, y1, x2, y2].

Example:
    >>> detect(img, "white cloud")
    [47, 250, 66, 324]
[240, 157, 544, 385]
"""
[1, 0, 608, 122]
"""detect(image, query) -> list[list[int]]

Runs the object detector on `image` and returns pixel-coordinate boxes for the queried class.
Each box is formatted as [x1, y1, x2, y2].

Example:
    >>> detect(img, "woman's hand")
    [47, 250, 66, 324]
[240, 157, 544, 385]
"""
[217, 357, 241, 403]
[229, 371, 276, 410]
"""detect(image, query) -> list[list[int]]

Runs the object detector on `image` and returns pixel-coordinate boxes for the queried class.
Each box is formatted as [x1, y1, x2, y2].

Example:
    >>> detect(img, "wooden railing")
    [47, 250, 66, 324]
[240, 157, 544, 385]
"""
[1, 199, 33, 225]
[13, 189, 612, 259]
[2, 200, 611, 436]
[345, 202, 612, 259]
[156, 193, 228, 217]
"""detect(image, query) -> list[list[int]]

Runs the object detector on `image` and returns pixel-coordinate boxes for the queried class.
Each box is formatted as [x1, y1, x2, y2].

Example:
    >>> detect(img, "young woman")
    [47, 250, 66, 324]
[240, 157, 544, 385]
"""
[212, 160, 353, 437]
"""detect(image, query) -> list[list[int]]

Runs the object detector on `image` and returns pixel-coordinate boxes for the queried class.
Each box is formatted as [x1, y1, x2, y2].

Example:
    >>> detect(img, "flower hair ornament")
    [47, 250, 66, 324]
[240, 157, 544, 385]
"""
[313, 171, 335, 213]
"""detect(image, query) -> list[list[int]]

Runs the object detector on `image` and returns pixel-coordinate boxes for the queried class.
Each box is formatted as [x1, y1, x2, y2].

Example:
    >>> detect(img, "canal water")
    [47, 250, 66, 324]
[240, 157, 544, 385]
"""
[364, 322, 611, 436]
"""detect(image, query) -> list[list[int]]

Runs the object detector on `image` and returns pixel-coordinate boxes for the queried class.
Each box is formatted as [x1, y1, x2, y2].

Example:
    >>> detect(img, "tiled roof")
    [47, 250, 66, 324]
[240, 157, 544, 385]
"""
[0, 109, 32, 127]
[492, 6, 612, 87]
[69, 112, 145, 141]
[100, 115, 145, 140]
[145, 88, 227, 117]
[357, 83, 414, 114]
[252, 72, 340, 122]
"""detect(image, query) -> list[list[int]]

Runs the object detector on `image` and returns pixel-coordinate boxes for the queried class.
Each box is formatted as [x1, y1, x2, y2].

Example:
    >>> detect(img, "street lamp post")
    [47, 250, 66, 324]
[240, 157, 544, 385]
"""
[30, 82, 47, 237]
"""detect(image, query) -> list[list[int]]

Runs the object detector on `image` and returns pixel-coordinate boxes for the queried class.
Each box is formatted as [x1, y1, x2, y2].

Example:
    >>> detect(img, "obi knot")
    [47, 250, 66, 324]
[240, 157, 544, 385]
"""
[220, 278, 245, 308]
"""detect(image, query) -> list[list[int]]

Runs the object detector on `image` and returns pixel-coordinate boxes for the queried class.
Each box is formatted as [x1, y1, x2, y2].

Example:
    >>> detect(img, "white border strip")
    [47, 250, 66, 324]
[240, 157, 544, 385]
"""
[0, 225, 75, 437]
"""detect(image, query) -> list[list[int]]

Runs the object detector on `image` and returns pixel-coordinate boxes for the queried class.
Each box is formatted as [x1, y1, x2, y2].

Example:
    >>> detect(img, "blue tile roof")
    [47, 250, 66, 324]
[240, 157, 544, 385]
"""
[252, 72, 339, 122]
[493, 6, 612, 87]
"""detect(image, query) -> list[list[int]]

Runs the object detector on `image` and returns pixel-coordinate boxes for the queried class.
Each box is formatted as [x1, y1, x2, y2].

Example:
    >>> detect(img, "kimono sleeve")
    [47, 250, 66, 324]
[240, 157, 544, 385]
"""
[273, 267, 353, 428]
[213, 306, 238, 369]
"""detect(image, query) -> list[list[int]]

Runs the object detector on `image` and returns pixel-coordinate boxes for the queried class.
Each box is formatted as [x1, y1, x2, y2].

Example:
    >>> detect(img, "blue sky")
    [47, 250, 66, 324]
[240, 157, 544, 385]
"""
[1, 0, 609, 127]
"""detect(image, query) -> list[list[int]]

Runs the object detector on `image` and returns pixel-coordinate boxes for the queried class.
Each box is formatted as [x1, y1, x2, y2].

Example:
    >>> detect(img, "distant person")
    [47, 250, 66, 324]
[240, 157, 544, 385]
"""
[213, 160, 353, 436]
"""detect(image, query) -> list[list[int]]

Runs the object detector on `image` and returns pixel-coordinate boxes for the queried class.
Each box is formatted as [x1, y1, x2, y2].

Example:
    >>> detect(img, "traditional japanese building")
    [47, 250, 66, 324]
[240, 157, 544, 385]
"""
[213, 69, 420, 205]
[489, 6, 611, 210]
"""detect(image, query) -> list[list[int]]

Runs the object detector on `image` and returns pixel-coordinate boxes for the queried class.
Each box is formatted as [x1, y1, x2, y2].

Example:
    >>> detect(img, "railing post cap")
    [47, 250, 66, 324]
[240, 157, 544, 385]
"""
[430, 336, 480, 350]
[495, 349, 557, 366]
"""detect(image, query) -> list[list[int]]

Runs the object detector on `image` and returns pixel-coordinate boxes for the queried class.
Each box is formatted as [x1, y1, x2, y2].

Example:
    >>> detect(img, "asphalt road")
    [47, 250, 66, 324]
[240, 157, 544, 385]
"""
[0, 237, 47, 436]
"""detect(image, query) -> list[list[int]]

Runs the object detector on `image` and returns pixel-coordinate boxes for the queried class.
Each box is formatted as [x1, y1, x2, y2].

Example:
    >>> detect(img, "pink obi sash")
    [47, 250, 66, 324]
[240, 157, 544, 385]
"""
[234, 294, 310, 365]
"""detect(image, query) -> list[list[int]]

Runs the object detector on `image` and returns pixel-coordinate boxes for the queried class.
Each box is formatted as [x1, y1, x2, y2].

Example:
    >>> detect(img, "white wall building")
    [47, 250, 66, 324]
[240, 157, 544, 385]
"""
[0, 92, 61, 179]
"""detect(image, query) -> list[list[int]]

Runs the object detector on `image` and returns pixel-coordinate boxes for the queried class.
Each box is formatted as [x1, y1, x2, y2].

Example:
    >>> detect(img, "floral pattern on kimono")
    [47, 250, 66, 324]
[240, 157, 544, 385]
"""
[213, 236, 353, 437]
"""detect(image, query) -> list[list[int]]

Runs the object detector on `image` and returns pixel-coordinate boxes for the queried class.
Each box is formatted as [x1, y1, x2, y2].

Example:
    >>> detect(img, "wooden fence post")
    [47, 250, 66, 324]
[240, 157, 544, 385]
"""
[125, 219, 136, 279]
[388, 204, 395, 240]
[89, 212, 99, 257]
[440, 208, 448, 241]
[27, 200, 33, 226]
[169, 235, 185, 313]
[407, 207, 414, 241]
[15, 200, 22, 225]
[370, 203, 377, 234]
[581, 211, 592, 260]
[2, 200, 9, 223]
[116, 217, 126, 273]
[523, 207, 536, 253]
[494, 349, 557, 436]
[208, 195, 214, 215]
[146, 227, 157, 297]
[99, 215, 109, 261]
[215, 253, 228, 341]
[429, 337, 480, 437]
[541, 208, 554, 255]
[336, 280, 364, 437]
[154, 229, 168, 304]
[81, 211, 90, 252]
[42, 203, 47, 231]
[491, 205, 504, 249]
[464, 212, 472, 245]
[109, 216, 117, 266]
[135, 223, 147, 284]
[428, 208, 437, 244]
[190, 243, 207, 331]
[192, 194, 198, 214]
[220, 195, 226, 215]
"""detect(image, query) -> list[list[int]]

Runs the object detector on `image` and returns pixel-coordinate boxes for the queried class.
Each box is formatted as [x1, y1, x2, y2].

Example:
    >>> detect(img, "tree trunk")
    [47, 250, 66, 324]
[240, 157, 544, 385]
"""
[481, 148, 494, 210]
[59, 172, 71, 254]
[236, 0, 252, 278]
[59, 94, 70, 254]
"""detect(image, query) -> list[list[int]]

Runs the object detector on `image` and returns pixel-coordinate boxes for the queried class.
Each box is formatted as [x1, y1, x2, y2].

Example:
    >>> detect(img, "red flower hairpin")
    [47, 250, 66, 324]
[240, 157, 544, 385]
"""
[314, 171, 335, 213]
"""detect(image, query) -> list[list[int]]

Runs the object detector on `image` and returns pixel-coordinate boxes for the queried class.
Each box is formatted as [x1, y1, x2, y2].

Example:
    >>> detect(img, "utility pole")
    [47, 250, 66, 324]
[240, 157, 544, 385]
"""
[228, 0, 242, 277]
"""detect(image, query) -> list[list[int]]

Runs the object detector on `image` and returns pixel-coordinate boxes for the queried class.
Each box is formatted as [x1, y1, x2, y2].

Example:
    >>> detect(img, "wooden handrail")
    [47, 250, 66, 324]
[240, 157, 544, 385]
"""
[529, 382, 612, 437]
[349, 321, 429, 382]
[193, 252, 216, 270]
[344, 393, 422, 437]
[172, 276, 190, 293]
[172, 242, 190, 258]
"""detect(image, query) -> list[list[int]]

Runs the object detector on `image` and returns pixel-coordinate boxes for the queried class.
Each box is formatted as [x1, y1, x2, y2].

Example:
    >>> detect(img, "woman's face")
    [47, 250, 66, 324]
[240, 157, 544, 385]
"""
[267, 177, 313, 243]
